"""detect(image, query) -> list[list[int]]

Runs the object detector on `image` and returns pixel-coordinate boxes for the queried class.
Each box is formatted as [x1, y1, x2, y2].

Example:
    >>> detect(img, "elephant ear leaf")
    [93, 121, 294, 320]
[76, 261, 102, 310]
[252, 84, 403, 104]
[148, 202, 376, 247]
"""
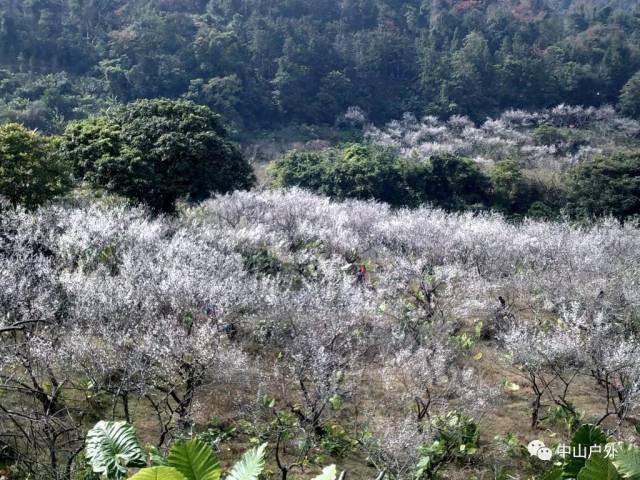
[168, 438, 221, 480]
[564, 424, 609, 477]
[541, 466, 563, 480]
[577, 453, 620, 480]
[129, 466, 188, 480]
[611, 442, 640, 479]
[225, 443, 267, 480]
[86, 421, 147, 480]
[311, 465, 337, 480]
[147, 445, 168, 466]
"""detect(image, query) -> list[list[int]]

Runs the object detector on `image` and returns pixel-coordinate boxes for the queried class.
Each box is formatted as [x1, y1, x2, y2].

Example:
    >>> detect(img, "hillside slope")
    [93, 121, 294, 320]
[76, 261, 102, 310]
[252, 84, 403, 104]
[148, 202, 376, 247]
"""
[1, 0, 639, 131]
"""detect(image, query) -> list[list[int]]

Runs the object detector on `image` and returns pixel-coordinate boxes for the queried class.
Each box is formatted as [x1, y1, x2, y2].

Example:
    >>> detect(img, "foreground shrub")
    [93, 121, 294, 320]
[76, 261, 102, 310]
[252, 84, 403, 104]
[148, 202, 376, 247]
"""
[83, 420, 384, 480]
[84, 421, 266, 480]
[415, 412, 480, 479]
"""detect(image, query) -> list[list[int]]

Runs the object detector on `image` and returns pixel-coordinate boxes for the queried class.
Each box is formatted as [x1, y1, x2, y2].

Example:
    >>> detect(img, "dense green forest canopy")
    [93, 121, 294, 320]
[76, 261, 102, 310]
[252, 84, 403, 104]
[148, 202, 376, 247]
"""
[2, 0, 640, 131]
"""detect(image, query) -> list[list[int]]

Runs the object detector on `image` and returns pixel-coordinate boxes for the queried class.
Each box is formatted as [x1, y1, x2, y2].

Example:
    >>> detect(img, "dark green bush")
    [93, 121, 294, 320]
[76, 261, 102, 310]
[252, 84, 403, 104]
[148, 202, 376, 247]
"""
[0, 123, 70, 207]
[532, 124, 567, 146]
[242, 247, 283, 276]
[422, 153, 490, 210]
[569, 151, 640, 220]
[270, 144, 409, 206]
[271, 145, 491, 211]
[488, 159, 529, 213]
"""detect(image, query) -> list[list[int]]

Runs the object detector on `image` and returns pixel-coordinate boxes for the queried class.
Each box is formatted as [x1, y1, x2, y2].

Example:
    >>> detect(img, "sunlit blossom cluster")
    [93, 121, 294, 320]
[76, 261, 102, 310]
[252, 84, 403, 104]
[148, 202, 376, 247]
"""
[364, 105, 640, 169]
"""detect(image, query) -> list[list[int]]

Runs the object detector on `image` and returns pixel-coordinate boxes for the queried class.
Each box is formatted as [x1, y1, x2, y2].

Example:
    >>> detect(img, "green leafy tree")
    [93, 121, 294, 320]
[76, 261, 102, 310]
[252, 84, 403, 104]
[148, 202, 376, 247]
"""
[271, 146, 491, 211]
[185, 75, 243, 124]
[3, 0, 640, 129]
[532, 124, 567, 147]
[325, 144, 407, 205]
[0, 122, 70, 207]
[618, 71, 640, 119]
[569, 152, 640, 220]
[449, 32, 496, 119]
[271, 144, 408, 206]
[489, 159, 529, 214]
[269, 150, 327, 192]
[59, 99, 254, 212]
[422, 153, 491, 211]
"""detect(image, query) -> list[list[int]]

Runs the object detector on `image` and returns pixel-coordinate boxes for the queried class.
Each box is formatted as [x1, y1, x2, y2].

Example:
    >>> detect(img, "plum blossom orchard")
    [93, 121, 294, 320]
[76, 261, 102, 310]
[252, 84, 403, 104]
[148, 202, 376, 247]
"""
[1, 188, 640, 478]
[365, 105, 640, 170]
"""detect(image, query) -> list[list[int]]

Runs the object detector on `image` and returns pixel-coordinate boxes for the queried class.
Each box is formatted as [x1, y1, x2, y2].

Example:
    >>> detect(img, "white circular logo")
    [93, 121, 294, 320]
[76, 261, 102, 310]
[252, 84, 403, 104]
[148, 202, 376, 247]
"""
[527, 440, 545, 457]
[537, 446, 553, 461]
[527, 440, 553, 461]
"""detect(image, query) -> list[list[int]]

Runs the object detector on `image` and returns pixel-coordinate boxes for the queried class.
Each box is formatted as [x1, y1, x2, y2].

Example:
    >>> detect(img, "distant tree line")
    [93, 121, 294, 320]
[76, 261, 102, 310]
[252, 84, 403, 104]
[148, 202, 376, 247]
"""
[270, 144, 640, 221]
[1, 0, 640, 131]
[1, 97, 639, 220]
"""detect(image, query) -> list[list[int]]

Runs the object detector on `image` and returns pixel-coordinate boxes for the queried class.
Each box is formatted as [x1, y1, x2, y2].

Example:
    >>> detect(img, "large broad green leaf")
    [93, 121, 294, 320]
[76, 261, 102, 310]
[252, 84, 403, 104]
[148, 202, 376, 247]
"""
[541, 467, 563, 480]
[312, 465, 337, 480]
[577, 453, 620, 480]
[129, 467, 188, 480]
[611, 442, 640, 479]
[85, 421, 147, 480]
[225, 443, 267, 480]
[167, 438, 221, 480]
[147, 445, 168, 466]
[564, 424, 609, 478]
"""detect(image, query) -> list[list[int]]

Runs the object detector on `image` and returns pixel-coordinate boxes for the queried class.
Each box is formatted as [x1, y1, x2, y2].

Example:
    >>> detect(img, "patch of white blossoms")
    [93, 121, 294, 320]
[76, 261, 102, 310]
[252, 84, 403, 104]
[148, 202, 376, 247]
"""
[364, 104, 640, 169]
[2, 188, 640, 477]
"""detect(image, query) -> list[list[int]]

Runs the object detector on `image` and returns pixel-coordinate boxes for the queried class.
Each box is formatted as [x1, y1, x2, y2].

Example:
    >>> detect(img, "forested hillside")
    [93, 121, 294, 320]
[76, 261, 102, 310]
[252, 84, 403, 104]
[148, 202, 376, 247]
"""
[2, 0, 640, 131]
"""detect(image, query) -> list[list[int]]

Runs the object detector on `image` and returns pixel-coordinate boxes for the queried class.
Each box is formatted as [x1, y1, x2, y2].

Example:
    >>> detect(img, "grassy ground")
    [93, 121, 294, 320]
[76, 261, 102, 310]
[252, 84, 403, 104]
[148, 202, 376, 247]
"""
[2, 312, 635, 478]
[121, 335, 636, 479]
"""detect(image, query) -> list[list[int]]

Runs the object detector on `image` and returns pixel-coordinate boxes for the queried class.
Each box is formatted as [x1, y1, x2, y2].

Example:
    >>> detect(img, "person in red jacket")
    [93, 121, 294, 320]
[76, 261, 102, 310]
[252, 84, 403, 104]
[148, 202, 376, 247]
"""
[356, 264, 366, 284]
